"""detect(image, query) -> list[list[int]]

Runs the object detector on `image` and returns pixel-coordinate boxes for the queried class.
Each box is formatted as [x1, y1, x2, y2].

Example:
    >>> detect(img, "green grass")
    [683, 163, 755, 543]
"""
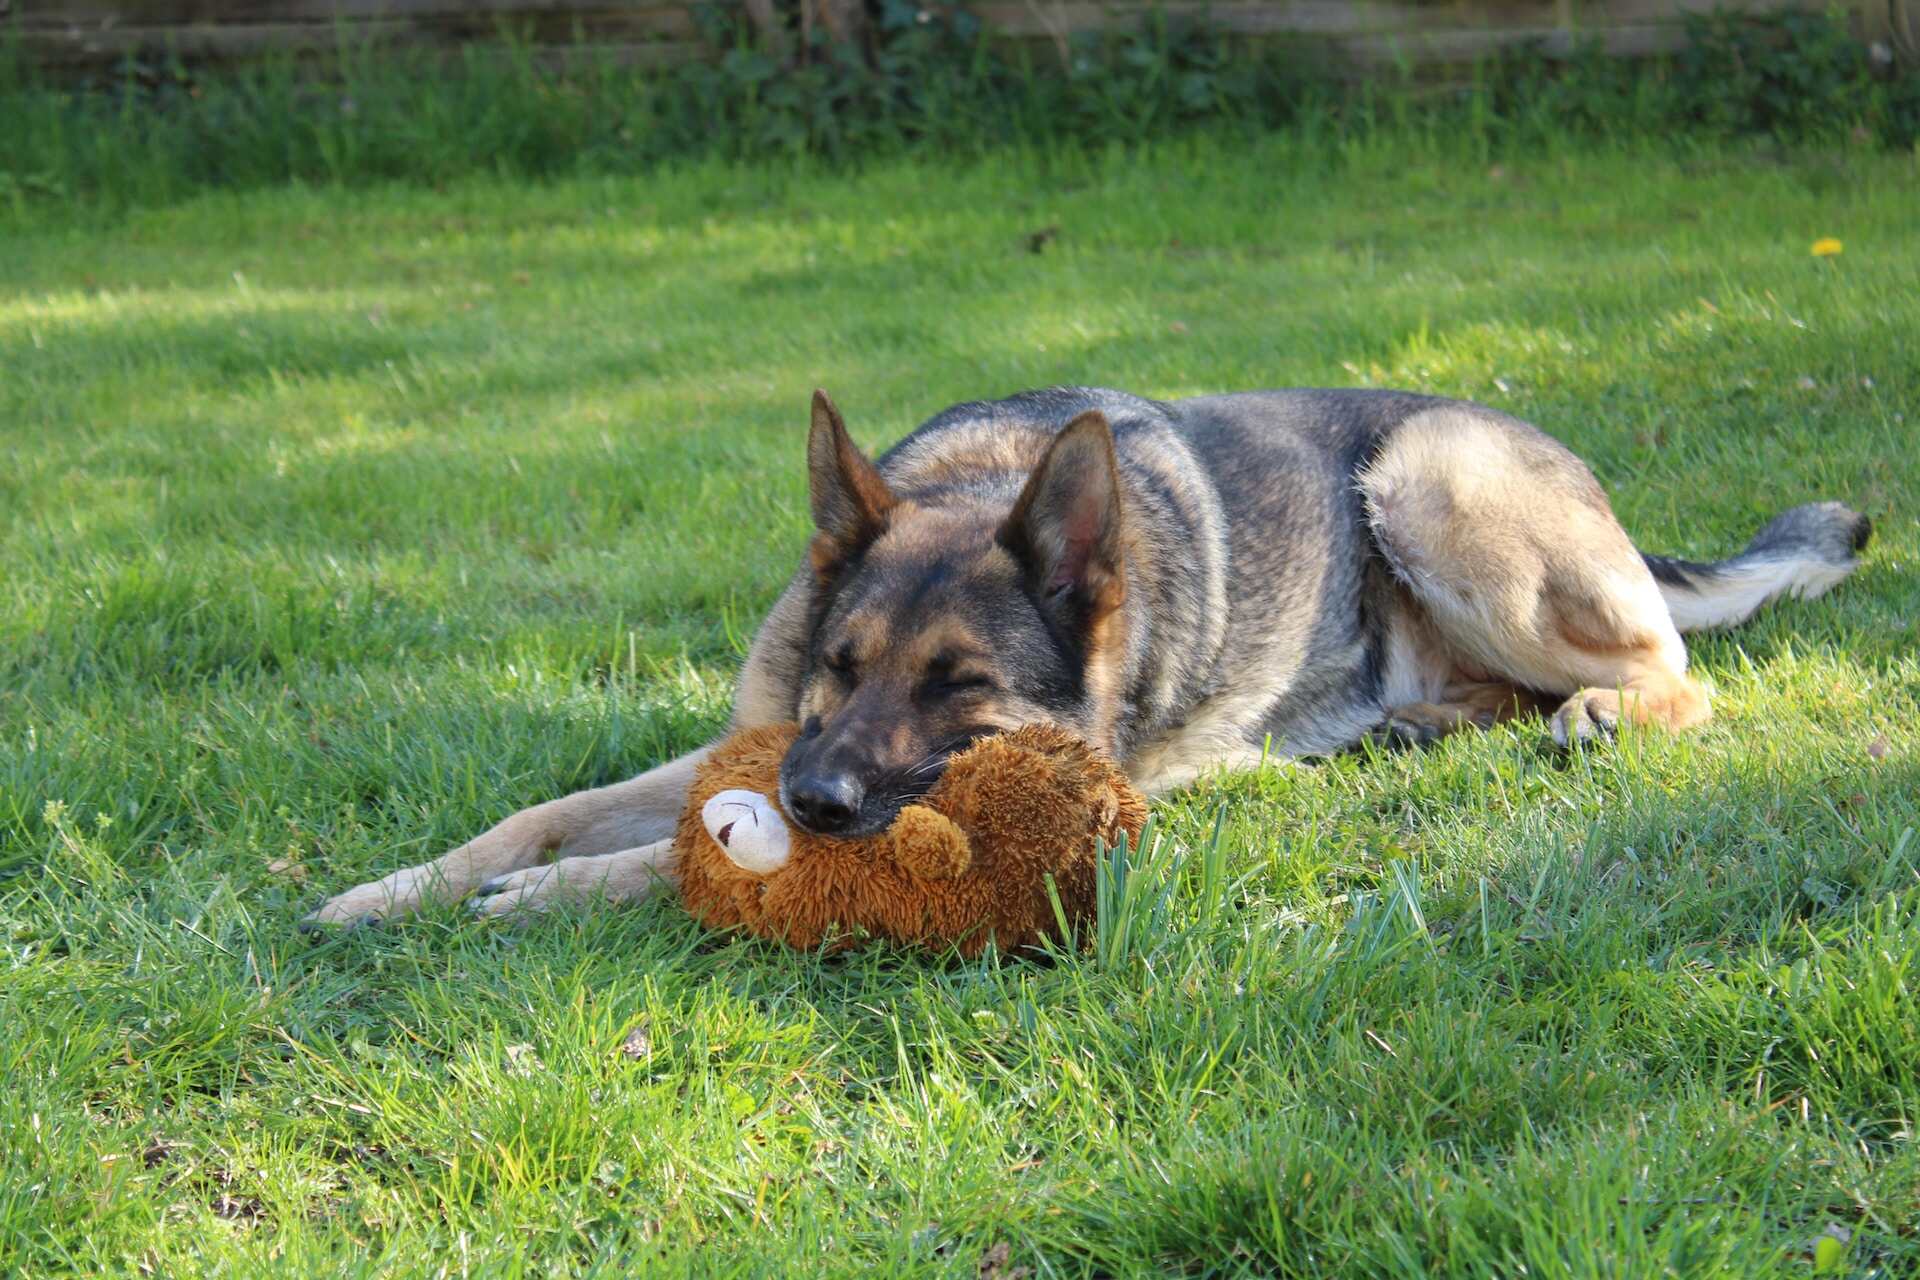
[2, 132, 1917, 1276]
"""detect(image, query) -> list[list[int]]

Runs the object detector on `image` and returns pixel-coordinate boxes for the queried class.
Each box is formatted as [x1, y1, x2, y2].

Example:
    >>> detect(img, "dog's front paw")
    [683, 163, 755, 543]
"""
[469, 844, 674, 920]
[469, 866, 559, 920]
[301, 868, 432, 932]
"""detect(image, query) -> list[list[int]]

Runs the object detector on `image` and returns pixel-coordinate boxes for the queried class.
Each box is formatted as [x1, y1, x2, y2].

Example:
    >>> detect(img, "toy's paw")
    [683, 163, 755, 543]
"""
[936, 745, 1059, 832]
[888, 805, 971, 879]
[701, 789, 791, 874]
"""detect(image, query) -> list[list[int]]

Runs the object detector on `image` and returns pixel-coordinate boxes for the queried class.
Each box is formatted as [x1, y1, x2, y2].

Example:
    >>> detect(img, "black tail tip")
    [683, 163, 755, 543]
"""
[1747, 501, 1872, 566]
[1848, 510, 1873, 554]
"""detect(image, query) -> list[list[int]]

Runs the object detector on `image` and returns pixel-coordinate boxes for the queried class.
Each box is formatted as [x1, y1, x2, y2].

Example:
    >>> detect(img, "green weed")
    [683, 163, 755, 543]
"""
[0, 132, 1916, 1275]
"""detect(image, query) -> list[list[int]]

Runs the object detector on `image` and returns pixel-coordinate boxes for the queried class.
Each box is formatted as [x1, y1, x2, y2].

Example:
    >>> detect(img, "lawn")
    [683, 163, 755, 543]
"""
[2, 133, 1917, 1277]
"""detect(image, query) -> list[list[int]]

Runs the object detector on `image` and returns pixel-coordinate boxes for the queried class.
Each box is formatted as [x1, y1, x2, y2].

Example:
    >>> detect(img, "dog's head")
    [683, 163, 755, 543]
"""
[778, 391, 1129, 837]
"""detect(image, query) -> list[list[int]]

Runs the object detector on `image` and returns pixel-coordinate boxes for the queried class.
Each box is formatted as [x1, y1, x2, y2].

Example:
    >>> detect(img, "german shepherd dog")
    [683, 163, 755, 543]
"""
[307, 387, 1870, 925]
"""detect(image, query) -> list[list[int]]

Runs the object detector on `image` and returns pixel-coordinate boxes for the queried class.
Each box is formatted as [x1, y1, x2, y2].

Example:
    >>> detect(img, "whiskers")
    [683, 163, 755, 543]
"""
[902, 750, 952, 783]
[864, 737, 976, 819]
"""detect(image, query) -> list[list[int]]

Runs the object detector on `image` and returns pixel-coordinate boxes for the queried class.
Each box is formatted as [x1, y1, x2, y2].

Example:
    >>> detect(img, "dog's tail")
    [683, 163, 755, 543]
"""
[1642, 502, 1872, 633]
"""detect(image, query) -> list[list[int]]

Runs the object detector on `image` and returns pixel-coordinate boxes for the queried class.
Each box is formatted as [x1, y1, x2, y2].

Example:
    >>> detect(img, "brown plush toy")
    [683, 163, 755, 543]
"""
[674, 723, 1147, 956]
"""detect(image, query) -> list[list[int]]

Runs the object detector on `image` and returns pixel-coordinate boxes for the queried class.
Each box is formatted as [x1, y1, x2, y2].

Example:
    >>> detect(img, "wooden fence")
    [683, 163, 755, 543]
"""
[6, 0, 1870, 75]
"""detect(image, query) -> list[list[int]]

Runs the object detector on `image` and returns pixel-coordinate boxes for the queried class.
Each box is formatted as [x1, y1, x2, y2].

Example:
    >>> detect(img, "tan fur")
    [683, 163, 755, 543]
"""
[303, 749, 709, 924]
[1383, 680, 1552, 744]
[467, 839, 677, 918]
[1358, 408, 1706, 748]
[883, 418, 1055, 490]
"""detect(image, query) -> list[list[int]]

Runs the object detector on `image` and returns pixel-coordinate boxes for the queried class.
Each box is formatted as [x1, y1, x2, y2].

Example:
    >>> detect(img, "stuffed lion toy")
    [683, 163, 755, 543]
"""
[675, 722, 1147, 956]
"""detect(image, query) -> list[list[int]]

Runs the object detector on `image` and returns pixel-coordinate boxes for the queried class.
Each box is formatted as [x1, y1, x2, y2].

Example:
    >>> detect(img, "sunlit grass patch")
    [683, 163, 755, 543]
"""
[1, 134, 1916, 1276]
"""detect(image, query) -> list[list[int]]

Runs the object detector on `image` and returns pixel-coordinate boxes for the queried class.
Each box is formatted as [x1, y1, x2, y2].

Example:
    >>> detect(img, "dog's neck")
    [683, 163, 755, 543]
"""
[1103, 455, 1232, 765]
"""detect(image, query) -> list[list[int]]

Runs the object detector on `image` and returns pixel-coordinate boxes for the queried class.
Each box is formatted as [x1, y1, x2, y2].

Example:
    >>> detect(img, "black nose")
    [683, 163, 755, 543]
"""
[788, 772, 863, 834]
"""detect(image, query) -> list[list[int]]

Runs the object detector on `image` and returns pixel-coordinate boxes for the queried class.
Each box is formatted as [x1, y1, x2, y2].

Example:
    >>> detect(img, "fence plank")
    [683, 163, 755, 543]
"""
[6, 0, 1836, 73]
[19, 19, 417, 66]
[1338, 21, 1691, 61]
[969, 0, 1806, 39]
[14, 1, 696, 28]
[15, 20, 702, 65]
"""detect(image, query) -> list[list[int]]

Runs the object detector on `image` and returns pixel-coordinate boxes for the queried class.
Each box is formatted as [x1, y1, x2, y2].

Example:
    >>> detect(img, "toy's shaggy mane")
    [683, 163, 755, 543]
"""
[675, 723, 1147, 956]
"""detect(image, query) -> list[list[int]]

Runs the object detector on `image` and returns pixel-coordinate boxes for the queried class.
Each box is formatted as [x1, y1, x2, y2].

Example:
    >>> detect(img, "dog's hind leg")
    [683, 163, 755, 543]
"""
[1379, 680, 1553, 747]
[1358, 405, 1710, 748]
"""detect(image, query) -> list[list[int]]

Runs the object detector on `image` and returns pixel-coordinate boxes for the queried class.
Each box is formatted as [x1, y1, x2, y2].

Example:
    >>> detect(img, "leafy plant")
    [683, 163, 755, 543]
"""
[1676, 6, 1920, 144]
[1, 5, 1914, 216]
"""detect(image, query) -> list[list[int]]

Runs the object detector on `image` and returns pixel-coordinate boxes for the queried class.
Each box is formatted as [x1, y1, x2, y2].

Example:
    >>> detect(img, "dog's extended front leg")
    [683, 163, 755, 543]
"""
[467, 839, 677, 918]
[302, 746, 710, 927]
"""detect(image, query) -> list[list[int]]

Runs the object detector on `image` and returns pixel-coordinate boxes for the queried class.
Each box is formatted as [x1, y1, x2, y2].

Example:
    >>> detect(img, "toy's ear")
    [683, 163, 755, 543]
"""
[701, 789, 792, 875]
[887, 805, 972, 880]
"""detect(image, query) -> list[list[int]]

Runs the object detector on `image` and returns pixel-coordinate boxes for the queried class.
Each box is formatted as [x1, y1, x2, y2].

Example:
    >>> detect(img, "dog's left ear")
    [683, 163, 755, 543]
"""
[997, 410, 1127, 630]
[807, 389, 896, 579]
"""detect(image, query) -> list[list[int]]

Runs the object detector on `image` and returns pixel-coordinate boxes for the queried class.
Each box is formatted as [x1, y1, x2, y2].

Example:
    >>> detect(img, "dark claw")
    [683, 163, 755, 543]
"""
[1371, 717, 1440, 751]
[1553, 698, 1619, 751]
[297, 913, 380, 937]
[1394, 718, 1445, 748]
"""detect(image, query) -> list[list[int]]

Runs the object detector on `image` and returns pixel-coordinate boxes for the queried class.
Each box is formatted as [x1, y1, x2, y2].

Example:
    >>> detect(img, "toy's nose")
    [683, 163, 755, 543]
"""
[786, 771, 863, 835]
[701, 790, 792, 875]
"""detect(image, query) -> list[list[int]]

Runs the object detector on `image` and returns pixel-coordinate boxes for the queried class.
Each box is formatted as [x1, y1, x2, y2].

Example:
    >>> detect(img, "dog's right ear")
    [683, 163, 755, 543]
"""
[807, 389, 896, 579]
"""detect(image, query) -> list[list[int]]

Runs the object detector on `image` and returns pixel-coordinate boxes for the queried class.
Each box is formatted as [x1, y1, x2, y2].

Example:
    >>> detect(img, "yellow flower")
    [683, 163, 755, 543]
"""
[1811, 238, 1843, 257]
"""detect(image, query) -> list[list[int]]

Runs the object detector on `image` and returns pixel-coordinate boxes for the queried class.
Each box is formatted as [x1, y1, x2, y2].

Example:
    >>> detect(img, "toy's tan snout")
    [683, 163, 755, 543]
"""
[701, 789, 792, 875]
